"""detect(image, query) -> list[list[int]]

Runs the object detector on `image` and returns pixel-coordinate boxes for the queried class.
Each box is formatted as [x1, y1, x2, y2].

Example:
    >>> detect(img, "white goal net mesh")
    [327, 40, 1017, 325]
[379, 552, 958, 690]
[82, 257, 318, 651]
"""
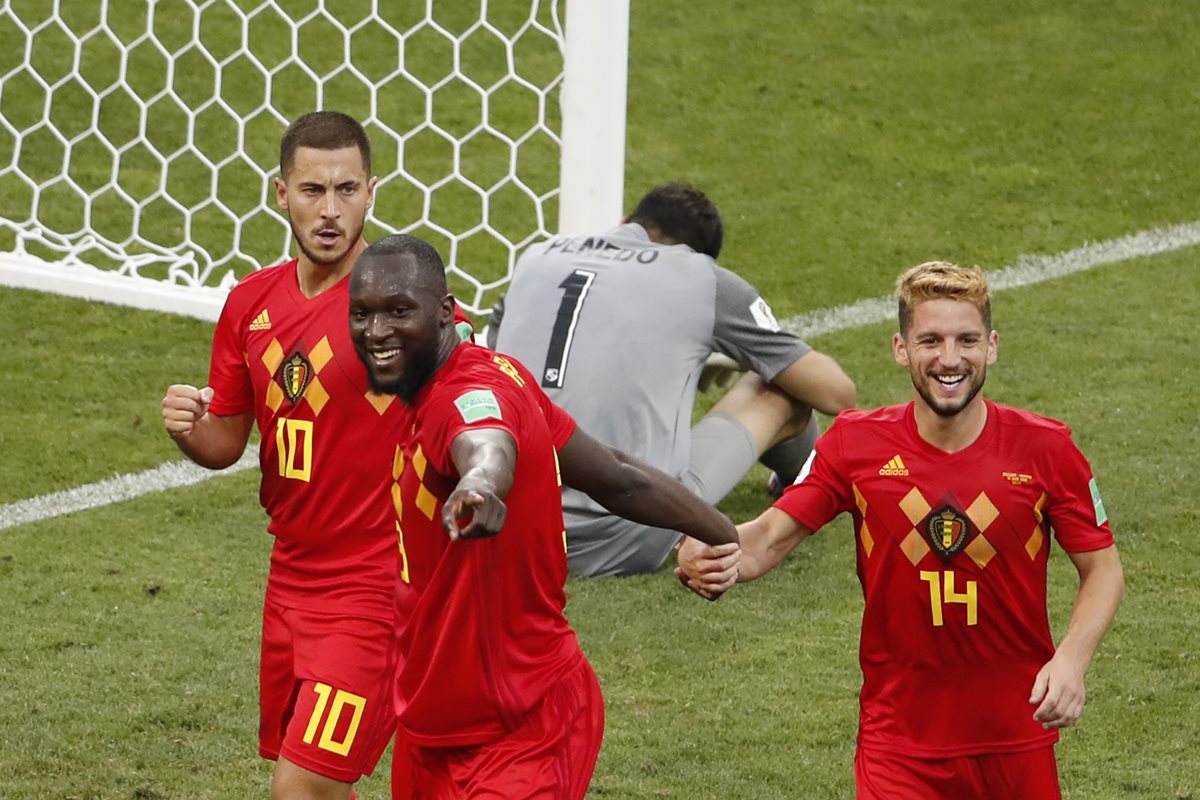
[0, 0, 567, 318]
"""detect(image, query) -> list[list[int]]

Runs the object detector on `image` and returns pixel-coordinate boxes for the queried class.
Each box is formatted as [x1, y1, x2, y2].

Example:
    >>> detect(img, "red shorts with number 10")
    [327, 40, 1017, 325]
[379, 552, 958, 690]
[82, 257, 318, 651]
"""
[258, 598, 397, 782]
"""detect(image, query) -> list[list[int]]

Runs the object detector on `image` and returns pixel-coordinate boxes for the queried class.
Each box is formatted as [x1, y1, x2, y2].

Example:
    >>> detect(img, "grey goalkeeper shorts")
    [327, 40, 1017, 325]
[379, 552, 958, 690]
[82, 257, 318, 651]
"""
[565, 412, 757, 578]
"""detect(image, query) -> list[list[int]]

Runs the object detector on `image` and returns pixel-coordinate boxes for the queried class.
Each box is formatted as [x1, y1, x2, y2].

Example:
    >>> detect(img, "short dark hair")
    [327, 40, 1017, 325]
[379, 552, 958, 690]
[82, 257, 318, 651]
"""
[279, 111, 372, 178]
[358, 234, 447, 294]
[628, 182, 724, 258]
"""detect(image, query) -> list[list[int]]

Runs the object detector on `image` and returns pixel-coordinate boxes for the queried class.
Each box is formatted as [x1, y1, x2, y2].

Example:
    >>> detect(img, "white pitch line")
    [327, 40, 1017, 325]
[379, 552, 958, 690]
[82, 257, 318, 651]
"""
[0, 447, 259, 532]
[782, 219, 1200, 339]
[3, 219, 1200, 533]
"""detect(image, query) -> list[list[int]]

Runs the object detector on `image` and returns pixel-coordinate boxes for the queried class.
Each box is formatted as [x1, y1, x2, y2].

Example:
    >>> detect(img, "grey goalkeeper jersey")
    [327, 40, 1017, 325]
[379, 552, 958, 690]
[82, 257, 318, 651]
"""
[492, 222, 810, 519]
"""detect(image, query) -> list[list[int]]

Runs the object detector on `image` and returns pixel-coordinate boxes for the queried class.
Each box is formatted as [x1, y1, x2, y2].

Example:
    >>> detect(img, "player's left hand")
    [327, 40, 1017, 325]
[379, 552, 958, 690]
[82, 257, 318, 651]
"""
[443, 488, 506, 540]
[1029, 653, 1087, 729]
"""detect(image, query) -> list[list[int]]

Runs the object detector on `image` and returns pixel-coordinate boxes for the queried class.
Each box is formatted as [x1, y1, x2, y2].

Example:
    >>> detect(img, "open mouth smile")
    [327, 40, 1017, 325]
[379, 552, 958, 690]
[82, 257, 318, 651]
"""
[370, 348, 401, 364]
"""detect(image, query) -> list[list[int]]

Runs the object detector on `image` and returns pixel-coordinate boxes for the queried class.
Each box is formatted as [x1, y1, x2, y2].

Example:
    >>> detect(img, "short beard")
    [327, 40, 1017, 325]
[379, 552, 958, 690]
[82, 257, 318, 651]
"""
[292, 219, 364, 266]
[913, 369, 986, 418]
[366, 346, 440, 403]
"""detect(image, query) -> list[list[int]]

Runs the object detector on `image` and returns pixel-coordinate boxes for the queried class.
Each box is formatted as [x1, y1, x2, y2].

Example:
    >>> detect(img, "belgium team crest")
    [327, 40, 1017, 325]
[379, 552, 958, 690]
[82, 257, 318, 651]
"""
[281, 351, 312, 404]
[925, 506, 970, 560]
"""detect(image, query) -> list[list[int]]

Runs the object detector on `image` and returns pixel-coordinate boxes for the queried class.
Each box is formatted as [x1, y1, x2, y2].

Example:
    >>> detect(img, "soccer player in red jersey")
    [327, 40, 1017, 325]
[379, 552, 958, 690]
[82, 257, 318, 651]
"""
[160, 112, 472, 799]
[346, 234, 739, 799]
[677, 262, 1125, 799]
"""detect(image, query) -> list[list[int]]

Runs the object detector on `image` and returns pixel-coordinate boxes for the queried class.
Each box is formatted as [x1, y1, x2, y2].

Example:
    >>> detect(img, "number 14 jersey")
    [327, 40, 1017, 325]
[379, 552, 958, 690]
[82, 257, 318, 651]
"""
[775, 399, 1114, 757]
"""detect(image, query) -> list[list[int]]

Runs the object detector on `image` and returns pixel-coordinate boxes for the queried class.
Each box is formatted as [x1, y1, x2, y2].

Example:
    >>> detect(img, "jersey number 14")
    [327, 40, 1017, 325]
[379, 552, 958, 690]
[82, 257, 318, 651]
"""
[919, 570, 978, 626]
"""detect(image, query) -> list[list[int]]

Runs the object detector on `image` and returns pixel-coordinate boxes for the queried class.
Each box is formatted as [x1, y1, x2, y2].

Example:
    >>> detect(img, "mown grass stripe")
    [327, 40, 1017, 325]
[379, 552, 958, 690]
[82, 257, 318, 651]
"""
[782, 220, 1200, 338]
[4, 219, 1200, 532]
[0, 448, 258, 532]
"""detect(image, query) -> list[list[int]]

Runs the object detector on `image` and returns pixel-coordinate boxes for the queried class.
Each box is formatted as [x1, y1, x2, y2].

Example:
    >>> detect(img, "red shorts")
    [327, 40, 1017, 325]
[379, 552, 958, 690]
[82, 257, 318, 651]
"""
[394, 656, 605, 799]
[855, 745, 1061, 800]
[259, 598, 397, 783]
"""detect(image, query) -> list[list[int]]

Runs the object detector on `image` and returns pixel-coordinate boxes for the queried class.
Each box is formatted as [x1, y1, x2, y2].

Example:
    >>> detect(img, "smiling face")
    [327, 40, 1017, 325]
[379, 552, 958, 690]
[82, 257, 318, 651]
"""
[348, 250, 456, 401]
[893, 298, 998, 418]
[275, 145, 375, 271]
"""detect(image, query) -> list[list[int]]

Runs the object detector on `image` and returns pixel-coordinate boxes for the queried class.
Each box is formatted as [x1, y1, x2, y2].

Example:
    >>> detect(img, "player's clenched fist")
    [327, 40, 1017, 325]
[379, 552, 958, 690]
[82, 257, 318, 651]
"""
[162, 384, 215, 437]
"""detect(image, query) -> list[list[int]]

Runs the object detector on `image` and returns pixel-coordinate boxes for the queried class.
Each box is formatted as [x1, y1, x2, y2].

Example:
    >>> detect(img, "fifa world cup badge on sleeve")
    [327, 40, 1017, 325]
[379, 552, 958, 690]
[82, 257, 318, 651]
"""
[749, 296, 781, 332]
[1089, 477, 1108, 525]
[455, 389, 503, 423]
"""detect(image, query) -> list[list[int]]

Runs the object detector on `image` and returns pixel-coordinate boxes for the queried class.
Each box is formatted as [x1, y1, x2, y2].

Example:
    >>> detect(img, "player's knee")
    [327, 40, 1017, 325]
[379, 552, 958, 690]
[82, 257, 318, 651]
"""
[271, 757, 354, 800]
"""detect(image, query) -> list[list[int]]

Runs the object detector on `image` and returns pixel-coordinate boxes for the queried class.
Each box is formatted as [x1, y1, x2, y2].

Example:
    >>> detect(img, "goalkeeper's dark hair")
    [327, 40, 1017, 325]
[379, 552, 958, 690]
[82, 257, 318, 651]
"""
[280, 111, 372, 178]
[628, 182, 724, 258]
[358, 234, 448, 295]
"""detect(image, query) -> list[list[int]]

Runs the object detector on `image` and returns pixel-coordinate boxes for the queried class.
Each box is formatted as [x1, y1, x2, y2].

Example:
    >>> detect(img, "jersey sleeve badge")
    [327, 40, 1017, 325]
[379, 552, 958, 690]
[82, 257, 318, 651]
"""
[454, 389, 503, 423]
[749, 296, 781, 332]
[1089, 477, 1108, 525]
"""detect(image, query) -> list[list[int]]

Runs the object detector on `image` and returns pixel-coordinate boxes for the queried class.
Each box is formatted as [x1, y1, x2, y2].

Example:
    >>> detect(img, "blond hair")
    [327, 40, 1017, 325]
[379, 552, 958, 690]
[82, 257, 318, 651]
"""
[895, 261, 991, 333]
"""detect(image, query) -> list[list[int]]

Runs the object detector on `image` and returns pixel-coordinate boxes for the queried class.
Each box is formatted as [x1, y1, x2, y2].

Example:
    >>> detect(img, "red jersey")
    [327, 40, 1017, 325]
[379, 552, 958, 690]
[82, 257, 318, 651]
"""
[775, 399, 1113, 758]
[387, 343, 583, 747]
[208, 260, 474, 620]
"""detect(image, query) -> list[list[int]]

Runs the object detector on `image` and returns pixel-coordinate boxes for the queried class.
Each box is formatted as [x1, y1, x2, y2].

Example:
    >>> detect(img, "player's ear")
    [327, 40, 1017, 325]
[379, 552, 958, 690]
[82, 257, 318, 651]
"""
[986, 330, 998, 365]
[892, 332, 910, 367]
[274, 177, 288, 211]
[440, 293, 456, 323]
[366, 175, 378, 209]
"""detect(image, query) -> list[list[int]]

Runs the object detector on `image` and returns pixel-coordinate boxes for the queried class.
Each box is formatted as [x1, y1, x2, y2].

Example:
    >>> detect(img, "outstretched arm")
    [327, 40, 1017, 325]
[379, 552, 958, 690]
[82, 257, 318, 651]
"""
[557, 426, 737, 548]
[676, 506, 813, 598]
[1029, 544, 1125, 729]
[443, 428, 517, 540]
[161, 384, 254, 469]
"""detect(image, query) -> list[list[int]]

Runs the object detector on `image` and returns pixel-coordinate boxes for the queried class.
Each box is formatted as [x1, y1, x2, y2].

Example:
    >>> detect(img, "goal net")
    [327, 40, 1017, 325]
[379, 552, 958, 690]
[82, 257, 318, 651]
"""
[0, 0, 626, 320]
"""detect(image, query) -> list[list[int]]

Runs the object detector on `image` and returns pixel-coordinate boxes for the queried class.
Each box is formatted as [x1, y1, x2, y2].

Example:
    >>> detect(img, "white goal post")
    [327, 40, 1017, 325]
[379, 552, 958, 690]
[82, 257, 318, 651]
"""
[0, 0, 627, 321]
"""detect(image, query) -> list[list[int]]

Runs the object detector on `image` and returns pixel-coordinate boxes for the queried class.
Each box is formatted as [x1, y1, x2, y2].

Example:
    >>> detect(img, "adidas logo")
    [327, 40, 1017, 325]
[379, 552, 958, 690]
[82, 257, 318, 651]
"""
[879, 455, 909, 476]
[249, 309, 272, 331]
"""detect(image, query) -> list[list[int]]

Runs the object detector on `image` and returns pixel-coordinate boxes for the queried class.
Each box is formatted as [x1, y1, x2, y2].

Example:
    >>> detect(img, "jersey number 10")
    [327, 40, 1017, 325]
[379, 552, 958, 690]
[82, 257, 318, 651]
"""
[275, 418, 313, 482]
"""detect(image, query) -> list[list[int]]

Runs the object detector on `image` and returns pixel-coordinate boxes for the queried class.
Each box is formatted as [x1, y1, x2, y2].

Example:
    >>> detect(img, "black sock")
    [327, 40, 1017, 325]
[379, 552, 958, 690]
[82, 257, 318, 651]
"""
[759, 414, 820, 485]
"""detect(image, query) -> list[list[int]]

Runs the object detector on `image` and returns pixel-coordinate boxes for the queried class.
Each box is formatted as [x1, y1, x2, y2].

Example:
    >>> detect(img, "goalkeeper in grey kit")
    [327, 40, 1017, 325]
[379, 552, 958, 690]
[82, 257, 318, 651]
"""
[489, 182, 856, 577]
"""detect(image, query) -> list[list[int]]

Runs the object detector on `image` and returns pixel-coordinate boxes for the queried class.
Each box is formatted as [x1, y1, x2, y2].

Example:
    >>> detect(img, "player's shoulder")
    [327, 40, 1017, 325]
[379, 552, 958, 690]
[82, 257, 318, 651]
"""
[425, 344, 544, 426]
[434, 343, 534, 393]
[832, 404, 910, 429]
[989, 399, 1073, 438]
[214, 261, 295, 330]
[222, 260, 295, 308]
[232, 259, 295, 291]
[815, 405, 909, 454]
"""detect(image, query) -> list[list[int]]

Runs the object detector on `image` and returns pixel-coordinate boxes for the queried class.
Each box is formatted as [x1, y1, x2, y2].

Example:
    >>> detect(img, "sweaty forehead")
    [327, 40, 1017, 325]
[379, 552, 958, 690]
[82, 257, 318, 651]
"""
[289, 145, 367, 180]
[353, 254, 436, 298]
[909, 298, 987, 332]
